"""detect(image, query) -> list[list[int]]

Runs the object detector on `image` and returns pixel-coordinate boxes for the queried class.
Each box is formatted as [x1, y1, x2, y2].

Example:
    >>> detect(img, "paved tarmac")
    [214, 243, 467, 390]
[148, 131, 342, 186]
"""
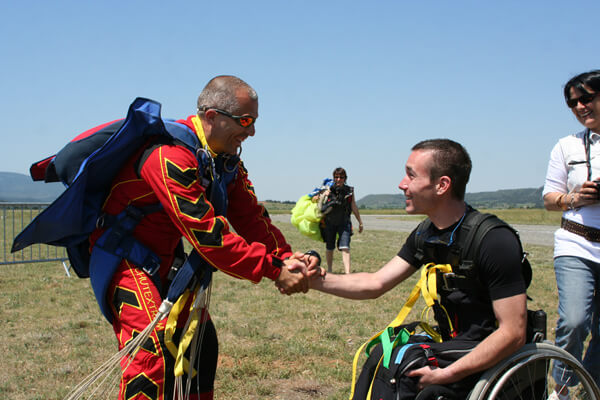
[270, 214, 556, 247]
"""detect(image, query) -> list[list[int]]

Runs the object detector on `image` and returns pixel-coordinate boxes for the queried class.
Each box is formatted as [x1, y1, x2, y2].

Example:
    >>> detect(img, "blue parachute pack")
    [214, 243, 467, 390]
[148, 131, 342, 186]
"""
[12, 97, 239, 321]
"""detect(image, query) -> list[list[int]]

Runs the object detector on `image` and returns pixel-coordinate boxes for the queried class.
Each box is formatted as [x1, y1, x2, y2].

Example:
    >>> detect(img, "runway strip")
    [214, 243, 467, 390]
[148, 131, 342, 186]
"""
[269, 214, 555, 247]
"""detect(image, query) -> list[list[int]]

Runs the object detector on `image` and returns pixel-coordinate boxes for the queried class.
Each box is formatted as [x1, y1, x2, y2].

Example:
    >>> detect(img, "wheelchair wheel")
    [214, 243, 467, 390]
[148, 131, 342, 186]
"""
[467, 342, 600, 400]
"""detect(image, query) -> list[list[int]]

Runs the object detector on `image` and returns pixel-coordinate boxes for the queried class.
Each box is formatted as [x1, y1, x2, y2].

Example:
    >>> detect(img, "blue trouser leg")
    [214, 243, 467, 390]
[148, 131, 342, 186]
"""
[552, 256, 600, 387]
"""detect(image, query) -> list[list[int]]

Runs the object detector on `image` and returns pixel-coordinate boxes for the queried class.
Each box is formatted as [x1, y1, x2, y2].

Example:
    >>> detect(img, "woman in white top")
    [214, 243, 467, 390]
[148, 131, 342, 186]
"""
[543, 70, 600, 400]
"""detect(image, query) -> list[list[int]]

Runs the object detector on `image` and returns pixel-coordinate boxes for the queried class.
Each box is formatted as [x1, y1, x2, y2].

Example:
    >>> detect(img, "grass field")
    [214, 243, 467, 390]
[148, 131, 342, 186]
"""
[0, 213, 559, 399]
[265, 202, 563, 226]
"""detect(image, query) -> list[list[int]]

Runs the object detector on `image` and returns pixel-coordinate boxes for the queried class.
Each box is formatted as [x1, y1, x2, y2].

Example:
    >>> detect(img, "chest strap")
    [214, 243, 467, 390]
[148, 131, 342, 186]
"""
[91, 203, 164, 322]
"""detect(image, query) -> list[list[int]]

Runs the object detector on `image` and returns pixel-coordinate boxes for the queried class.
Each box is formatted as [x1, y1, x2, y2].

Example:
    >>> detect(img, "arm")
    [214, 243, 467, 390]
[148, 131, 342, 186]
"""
[406, 293, 527, 387]
[140, 145, 292, 284]
[543, 139, 600, 211]
[350, 195, 364, 233]
[309, 255, 417, 299]
[226, 162, 293, 258]
[544, 183, 600, 211]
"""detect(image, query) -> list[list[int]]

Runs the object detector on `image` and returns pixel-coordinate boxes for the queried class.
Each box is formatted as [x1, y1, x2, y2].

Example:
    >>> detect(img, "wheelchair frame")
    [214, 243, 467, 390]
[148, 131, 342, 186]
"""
[467, 341, 600, 400]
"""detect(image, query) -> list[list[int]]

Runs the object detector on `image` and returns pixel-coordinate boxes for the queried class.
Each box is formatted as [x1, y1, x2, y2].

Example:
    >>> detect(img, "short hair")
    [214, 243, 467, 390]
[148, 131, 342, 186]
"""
[333, 167, 347, 178]
[564, 70, 600, 102]
[412, 139, 472, 200]
[197, 75, 258, 114]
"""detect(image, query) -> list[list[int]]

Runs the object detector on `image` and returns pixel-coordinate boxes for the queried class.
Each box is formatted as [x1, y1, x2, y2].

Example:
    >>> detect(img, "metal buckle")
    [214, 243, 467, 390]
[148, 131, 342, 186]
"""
[143, 261, 160, 277]
[96, 214, 105, 229]
[442, 272, 458, 291]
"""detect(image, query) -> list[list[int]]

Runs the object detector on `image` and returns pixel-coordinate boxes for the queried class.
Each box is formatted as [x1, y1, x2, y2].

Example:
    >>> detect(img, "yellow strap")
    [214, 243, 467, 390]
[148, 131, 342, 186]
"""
[365, 354, 384, 400]
[164, 290, 189, 359]
[422, 263, 452, 306]
[174, 293, 201, 377]
[348, 263, 453, 400]
[190, 115, 215, 156]
[163, 290, 198, 377]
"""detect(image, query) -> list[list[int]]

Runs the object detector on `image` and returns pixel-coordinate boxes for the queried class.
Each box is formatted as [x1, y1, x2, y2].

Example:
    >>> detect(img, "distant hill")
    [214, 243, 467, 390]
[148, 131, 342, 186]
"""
[0, 172, 64, 202]
[0, 170, 545, 208]
[356, 187, 544, 209]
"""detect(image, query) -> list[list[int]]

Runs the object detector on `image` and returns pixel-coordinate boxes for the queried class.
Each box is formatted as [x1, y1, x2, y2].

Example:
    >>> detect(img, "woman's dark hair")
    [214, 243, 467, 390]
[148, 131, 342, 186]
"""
[412, 139, 472, 200]
[333, 167, 347, 179]
[564, 70, 600, 101]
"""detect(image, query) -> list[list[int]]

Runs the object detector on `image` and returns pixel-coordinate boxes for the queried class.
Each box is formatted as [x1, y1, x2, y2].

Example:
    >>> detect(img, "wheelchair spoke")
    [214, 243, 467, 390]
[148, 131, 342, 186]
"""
[467, 343, 600, 400]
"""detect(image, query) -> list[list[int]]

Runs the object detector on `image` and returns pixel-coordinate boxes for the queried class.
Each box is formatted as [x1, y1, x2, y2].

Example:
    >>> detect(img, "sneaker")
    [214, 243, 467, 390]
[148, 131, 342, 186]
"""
[548, 390, 570, 400]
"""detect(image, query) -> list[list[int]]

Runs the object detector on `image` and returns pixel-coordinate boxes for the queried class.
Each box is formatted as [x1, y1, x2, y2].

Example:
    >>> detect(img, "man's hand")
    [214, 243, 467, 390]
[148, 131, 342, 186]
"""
[288, 251, 326, 279]
[406, 366, 452, 390]
[275, 259, 309, 295]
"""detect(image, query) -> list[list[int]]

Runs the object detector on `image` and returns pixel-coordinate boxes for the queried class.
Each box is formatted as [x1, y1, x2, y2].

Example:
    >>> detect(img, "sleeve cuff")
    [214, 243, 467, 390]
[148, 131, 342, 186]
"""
[264, 254, 283, 281]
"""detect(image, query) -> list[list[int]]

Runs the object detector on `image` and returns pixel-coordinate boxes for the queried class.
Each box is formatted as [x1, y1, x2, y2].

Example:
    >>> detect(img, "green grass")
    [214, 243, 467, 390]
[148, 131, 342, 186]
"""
[0, 213, 560, 399]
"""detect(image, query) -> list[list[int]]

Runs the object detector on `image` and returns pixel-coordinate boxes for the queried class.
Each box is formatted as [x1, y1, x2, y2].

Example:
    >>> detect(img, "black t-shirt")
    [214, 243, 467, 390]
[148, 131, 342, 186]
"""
[397, 213, 526, 340]
[323, 184, 353, 226]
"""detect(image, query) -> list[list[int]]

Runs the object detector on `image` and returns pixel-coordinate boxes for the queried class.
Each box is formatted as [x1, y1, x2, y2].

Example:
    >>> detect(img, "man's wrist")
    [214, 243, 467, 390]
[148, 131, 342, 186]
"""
[266, 255, 284, 281]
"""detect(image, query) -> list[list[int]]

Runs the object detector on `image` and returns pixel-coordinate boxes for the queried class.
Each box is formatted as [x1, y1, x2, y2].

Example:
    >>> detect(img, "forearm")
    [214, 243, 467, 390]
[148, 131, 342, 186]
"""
[438, 295, 526, 383]
[310, 256, 416, 299]
[351, 204, 362, 224]
[442, 324, 525, 382]
[544, 189, 596, 212]
[310, 271, 385, 299]
[544, 191, 573, 212]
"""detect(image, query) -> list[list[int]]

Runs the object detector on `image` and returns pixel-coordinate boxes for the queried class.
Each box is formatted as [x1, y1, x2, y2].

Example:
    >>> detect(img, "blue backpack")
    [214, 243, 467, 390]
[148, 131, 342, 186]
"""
[12, 97, 238, 321]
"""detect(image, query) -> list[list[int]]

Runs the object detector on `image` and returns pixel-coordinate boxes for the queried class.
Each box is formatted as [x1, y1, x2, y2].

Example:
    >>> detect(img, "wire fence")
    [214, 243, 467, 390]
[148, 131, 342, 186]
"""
[0, 202, 70, 275]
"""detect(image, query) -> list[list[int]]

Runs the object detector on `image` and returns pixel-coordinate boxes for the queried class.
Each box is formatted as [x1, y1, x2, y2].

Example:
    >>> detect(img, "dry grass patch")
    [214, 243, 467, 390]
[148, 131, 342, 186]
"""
[1, 214, 560, 399]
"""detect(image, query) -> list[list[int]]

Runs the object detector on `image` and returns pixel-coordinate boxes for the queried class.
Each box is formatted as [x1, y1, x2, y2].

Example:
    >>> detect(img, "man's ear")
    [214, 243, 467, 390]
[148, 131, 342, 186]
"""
[203, 109, 217, 122]
[436, 176, 452, 195]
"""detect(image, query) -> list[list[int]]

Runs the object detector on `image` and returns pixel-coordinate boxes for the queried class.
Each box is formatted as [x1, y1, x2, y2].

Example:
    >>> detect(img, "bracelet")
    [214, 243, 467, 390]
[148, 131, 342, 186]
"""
[569, 193, 576, 210]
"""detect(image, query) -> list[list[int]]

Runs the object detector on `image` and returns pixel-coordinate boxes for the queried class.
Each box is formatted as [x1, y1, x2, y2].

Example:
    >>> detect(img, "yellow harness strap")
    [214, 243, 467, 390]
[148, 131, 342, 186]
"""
[349, 263, 454, 400]
[191, 115, 215, 156]
[164, 289, 199, 377]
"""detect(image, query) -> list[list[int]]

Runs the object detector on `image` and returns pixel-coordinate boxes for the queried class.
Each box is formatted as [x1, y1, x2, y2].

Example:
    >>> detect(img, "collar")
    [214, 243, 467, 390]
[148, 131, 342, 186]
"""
[191, 115, 216, 156]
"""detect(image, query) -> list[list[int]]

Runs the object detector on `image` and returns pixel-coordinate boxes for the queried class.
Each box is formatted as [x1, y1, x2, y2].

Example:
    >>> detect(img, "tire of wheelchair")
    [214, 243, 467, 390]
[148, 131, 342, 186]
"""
[466, 342, 600, 400]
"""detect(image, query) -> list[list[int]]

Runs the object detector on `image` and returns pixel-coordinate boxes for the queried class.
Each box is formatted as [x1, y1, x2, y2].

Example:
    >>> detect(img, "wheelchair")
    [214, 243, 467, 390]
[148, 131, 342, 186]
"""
[464, 315, 600, 400]
[415, 311, 599, 400]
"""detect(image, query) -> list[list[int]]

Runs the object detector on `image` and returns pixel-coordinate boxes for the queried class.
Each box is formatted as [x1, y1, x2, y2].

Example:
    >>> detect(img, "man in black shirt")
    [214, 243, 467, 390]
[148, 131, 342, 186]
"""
[309, 139, 527, 395]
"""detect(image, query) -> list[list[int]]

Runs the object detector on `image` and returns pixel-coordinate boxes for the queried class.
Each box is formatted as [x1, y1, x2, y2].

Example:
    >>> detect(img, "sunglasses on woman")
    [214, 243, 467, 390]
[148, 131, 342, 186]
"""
[201, 106, 256, 128]
[566, 92, 599, 108]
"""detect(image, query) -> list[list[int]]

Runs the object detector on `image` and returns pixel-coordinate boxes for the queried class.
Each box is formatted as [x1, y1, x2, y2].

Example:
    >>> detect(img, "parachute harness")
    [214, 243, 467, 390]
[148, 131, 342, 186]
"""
[349, 263, 455, 400]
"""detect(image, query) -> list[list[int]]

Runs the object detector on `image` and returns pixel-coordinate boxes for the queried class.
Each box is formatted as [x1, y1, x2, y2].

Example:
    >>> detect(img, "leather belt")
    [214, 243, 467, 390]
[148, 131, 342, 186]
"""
[561, 218, 600, 242]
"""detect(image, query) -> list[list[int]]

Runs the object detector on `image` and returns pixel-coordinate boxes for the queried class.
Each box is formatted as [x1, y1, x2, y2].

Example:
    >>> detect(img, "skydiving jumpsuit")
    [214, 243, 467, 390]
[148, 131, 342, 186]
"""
[89, 115, 292, 400]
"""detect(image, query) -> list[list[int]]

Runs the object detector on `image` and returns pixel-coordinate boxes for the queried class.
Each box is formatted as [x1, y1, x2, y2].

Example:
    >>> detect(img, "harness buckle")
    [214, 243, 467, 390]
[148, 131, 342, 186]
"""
[442, 272, 458, 291]
[96, 214, 106, 229]
[142, 260, 161, 277]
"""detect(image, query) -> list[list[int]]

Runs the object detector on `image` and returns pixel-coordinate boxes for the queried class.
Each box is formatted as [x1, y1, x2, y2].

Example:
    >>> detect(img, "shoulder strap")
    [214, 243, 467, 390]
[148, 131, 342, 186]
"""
[457, 210, 532, 289]
[414, 218, 433, 264]
[458, 211, 499, 265]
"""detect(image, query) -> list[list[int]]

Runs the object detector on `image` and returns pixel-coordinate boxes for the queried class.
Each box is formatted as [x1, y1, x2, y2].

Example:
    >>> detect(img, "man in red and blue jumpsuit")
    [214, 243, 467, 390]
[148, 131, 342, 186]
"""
[90, 75, 313, 399]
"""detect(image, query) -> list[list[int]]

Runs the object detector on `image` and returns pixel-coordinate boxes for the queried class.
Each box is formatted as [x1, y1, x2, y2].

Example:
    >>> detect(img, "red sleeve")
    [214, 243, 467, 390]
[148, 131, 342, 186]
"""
[139, 144, 283, 282]
[226, 162, 293, 259]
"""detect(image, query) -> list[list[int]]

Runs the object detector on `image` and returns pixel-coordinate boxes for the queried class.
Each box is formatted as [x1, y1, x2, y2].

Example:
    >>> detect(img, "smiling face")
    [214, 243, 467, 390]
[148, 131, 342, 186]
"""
[569, 85, 600, 133]
[398, 149, 439, 215]
[333, 173, 346, 187]
[205, 89, 258, 155]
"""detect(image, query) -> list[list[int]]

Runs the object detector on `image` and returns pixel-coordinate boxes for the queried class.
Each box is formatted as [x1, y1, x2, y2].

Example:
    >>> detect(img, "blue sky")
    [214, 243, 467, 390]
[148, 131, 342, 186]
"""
[1, 1, 599, 201]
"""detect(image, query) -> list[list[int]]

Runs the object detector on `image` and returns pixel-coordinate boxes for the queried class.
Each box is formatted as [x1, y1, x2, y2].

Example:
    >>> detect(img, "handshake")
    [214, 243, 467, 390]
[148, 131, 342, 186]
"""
[274, 250, 325, 295]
